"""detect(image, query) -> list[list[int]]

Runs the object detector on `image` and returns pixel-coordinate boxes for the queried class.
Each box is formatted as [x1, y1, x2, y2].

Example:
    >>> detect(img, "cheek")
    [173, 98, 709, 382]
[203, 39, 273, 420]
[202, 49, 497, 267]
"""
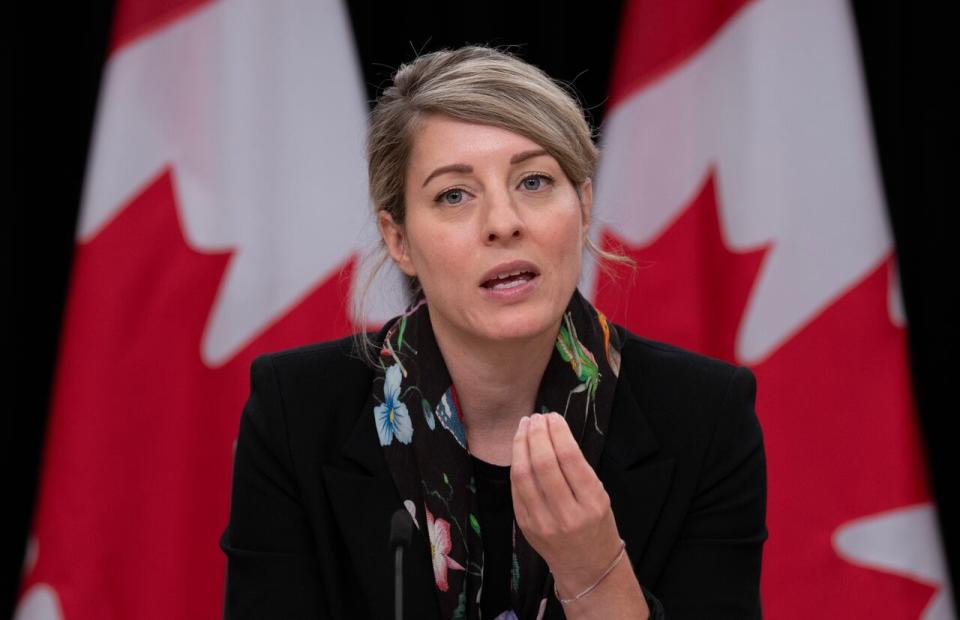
[407, 225, 470, 286]
[548, 208, 586, 260]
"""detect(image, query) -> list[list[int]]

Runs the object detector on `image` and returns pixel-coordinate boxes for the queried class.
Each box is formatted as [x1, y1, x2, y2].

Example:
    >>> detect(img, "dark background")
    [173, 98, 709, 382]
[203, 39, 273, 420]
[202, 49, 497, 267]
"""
[9, 0, 953, 616]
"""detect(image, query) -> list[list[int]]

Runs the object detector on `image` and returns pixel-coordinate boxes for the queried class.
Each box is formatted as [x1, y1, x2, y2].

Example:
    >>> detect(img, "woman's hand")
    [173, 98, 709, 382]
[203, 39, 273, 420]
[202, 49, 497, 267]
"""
[510, 412, 625, 598]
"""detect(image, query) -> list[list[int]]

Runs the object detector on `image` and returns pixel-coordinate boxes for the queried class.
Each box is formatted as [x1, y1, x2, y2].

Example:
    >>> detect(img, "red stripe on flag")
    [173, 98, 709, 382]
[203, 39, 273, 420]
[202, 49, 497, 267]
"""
[595, 174, 933, 616]
[110, 0, 213, 53]
[608, 0, 753, 109]
[752, 255, 932, 617]
[21, 170, 355, 618]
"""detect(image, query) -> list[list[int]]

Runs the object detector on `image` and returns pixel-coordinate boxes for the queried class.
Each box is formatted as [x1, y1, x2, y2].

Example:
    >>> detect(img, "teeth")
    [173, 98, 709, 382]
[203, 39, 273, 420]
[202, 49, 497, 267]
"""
[482, 268, 536, 288]
[491, 276, 530, 290]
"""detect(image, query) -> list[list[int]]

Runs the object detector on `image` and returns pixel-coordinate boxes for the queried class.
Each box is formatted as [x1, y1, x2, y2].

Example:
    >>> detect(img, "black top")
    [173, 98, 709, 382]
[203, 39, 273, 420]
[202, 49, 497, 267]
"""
[470, 454, 514, 619]
[221, 329, 765, 618]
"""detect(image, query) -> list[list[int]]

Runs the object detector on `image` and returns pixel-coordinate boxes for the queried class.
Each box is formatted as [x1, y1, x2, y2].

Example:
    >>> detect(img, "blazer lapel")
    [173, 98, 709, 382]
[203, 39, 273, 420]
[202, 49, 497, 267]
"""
[597, 366, 676, 570]
[320, 402, 442, 620]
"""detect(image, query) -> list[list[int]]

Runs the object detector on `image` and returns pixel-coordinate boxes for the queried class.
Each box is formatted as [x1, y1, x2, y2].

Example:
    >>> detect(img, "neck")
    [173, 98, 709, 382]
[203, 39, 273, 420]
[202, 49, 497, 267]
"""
[428, 311, 560, 461]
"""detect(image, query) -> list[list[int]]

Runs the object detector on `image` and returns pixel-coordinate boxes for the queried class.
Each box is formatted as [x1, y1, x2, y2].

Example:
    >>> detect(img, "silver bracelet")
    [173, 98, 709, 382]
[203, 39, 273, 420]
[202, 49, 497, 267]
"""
[552, 538, 627, 605]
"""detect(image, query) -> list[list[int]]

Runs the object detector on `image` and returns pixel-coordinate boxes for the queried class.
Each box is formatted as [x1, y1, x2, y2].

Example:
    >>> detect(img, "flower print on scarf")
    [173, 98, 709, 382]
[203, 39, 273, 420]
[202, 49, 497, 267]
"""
[596, 311, 621, 378]
[422, 398, 437, 430]
[536, 597, 547, 620]
[374, 364, 413, 446]
[435, 388, 467, 449]
[379, 298, 427, 377]
[426, 505, 465, 591]
[403, 499, 420, 529]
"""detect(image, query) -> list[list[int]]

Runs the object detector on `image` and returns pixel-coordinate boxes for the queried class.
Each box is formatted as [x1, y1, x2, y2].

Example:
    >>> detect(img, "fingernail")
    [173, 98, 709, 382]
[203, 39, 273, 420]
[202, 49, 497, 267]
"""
[519, 416, 529, 429]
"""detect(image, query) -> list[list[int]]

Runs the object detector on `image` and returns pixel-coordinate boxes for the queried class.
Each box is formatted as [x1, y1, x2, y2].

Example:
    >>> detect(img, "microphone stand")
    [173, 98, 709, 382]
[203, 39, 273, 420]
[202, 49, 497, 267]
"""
[394, 542, 404, 620]
[390, 508, 414, 620]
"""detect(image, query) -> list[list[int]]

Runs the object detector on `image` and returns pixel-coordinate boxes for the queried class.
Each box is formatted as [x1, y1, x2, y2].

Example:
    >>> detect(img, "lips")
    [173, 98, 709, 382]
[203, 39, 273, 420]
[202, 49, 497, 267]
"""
[479, 260, 541, 289]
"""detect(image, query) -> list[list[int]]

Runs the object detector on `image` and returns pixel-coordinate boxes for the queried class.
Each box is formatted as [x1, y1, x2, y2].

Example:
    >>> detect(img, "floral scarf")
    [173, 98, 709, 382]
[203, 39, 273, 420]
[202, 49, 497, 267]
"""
[367, 289, 622, 620]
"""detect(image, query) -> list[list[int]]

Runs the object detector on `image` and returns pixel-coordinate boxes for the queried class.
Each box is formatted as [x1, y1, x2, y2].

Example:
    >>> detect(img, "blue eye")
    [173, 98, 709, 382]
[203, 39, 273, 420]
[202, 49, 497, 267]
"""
[437, 188, 465, 205]
[521, 174, 552, 191]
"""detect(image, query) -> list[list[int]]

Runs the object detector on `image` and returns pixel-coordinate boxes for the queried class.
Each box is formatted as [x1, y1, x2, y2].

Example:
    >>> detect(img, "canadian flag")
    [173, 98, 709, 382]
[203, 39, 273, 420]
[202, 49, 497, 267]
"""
[585, 0, 954, 617]
[15, 0, 386, 618]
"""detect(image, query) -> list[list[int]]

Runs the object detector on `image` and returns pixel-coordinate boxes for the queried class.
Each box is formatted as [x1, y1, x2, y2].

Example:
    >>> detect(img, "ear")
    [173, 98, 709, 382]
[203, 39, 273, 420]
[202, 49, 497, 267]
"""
[378, 210, 417, 277]
[579, 177, 593, 233]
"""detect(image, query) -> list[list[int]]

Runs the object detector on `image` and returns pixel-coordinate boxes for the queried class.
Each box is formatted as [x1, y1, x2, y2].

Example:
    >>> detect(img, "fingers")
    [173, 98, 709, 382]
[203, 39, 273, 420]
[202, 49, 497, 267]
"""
[512, 413, 581, 538]
[510, 416, 536, 524]
[511, 412, 614, 569]
[545, 413, 604, 503]
[526, 414, 577, 513]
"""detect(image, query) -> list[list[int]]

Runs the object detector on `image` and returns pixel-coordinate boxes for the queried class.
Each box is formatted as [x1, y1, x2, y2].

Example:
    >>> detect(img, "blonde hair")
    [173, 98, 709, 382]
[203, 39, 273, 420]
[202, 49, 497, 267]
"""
[353, 45, 631, 362]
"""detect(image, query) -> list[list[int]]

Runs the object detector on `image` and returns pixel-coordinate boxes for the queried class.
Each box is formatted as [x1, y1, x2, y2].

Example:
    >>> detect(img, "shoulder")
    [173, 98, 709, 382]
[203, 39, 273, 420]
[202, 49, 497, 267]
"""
[615, 324, 753, 396]
[253, 333, 374, 390]
[257, 333, 367, 367]
[613, 324, 760, 454]
[245, 334, 377, 454]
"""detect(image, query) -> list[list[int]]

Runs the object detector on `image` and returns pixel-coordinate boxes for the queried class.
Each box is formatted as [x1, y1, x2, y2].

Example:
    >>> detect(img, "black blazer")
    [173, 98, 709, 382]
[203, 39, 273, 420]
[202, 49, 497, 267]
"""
[221, 325, 767, 619]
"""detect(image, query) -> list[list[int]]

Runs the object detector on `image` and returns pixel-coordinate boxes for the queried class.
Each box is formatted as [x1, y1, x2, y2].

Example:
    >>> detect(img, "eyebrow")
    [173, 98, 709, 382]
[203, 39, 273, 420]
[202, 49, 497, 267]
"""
[421, 149, 550, 187]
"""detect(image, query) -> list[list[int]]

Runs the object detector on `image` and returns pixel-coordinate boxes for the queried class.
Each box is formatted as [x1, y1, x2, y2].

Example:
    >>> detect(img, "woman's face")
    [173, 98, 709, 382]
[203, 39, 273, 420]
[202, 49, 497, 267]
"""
[379, 114, 591, 348]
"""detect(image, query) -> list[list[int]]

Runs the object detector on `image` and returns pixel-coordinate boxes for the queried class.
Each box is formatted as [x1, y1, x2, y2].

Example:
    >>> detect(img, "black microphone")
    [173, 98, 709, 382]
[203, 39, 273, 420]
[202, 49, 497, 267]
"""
[389, 507, 414, 620]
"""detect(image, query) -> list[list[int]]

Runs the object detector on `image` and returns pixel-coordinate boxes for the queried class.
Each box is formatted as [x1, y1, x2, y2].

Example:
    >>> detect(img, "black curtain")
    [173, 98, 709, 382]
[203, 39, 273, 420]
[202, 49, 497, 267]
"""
[9, 1, 954, 616]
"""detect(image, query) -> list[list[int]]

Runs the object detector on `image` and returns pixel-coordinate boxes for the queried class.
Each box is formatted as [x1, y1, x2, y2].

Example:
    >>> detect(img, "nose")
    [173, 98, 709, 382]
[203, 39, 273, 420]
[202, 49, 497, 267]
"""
[483, 189, 524, 244]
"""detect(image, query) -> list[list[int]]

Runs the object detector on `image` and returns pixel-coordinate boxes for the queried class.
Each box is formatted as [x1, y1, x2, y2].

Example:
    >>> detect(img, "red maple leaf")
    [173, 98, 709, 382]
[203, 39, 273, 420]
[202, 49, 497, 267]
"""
[595, 170, 769, 363]
[595, 168, 935, 617]
[22, 169, 356, 619]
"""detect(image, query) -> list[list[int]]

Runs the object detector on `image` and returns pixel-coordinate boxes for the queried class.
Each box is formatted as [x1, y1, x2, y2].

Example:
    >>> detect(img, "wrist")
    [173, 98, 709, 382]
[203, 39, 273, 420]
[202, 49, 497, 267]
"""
[550, 536, 629, 599]
[554, 556, 649, 620]
[552, 538, 626, 604]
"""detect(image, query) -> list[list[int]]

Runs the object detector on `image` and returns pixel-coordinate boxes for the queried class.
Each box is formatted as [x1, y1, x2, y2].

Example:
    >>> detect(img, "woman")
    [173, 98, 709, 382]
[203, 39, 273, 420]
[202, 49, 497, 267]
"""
[221, 46, 766, 619]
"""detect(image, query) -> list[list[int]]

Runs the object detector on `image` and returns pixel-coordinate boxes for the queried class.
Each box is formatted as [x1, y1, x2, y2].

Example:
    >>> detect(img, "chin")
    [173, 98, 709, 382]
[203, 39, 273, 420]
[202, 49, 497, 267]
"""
[479, 309, 560, 343]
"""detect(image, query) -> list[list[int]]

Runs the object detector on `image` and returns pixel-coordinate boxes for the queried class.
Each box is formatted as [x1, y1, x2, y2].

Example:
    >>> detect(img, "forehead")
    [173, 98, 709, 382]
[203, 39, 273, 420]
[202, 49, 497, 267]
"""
[407, 115, 550, 172]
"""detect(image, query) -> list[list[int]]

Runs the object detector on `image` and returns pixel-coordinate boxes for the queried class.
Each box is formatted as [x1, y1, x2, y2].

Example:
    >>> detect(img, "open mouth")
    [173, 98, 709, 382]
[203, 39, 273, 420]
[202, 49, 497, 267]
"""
[480, 270, 539, 290]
